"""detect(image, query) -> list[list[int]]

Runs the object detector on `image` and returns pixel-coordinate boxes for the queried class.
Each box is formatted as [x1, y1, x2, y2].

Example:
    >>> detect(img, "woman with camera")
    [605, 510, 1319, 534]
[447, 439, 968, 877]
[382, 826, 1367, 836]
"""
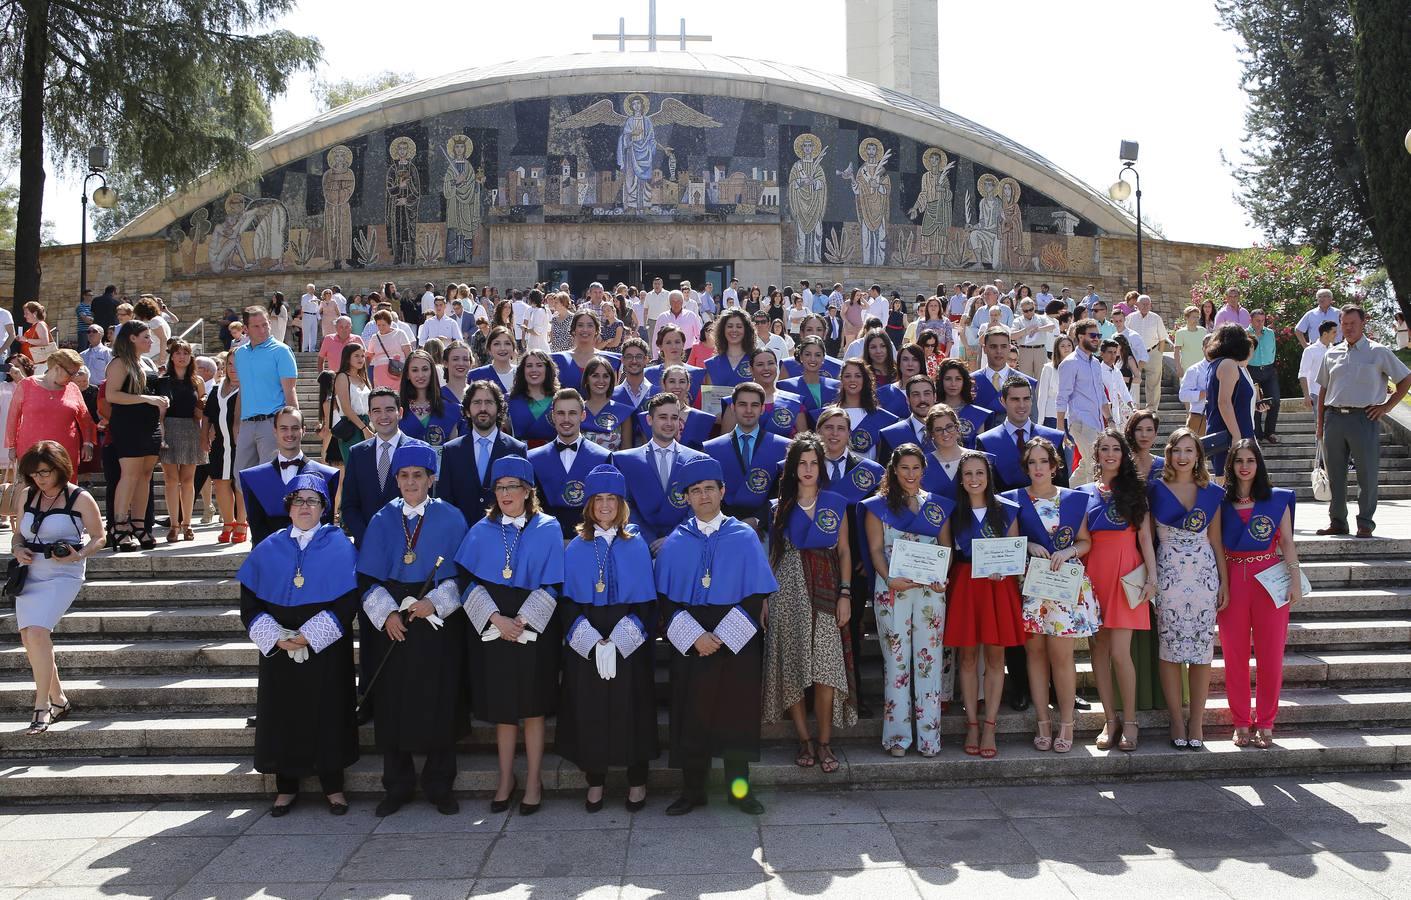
[8, 441, 105, 734]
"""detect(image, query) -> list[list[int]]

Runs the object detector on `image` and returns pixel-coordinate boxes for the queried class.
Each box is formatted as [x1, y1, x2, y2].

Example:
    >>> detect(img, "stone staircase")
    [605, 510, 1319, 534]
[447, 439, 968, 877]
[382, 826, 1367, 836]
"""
[1, 365, 1409, 799]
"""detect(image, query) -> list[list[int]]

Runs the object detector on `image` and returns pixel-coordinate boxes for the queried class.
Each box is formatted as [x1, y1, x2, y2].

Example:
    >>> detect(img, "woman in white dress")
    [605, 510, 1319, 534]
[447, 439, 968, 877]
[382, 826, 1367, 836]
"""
[9, 441, 105, 734]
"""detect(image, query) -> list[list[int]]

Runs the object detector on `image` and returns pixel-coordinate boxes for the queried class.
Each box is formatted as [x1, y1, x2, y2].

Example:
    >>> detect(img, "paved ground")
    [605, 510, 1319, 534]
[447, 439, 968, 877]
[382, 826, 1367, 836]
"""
[1, 773, 1410, 898]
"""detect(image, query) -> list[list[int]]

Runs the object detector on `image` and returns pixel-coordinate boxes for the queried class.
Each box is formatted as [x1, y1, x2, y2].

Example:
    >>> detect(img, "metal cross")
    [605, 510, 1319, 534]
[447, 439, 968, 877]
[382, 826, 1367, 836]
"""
[592, 0, 713, 51]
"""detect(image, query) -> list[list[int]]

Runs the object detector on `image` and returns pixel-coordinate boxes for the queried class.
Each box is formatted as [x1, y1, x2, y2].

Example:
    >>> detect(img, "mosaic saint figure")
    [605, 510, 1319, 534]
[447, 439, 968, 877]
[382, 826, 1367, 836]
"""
[966, 173, 1002, 269]
[998, 177, 1025, 270]
[788, 133, 828, 264]
[557, 94, 722, 212]
[208, 192, 288, 274]
[322, 145, 356, 268]
[907, 147, 955, 259]
[442, 134, 484, 265]
[838, 138, 892, 266]
[385, 137, 421, 266]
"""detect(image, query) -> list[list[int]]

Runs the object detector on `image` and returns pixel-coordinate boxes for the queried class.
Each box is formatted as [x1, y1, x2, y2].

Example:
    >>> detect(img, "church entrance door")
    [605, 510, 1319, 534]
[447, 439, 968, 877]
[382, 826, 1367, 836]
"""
[539, 260, 734, 297]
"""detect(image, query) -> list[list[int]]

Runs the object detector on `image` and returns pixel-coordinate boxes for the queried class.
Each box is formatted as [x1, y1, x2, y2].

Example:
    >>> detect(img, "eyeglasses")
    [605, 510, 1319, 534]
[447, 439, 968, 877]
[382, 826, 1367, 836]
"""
[493, 483, 526, 493]
[288, 496, 324, 508]
[933, 424, 960, 435]
[1083, 332, 1100, 339]
[30, 468, 56, 478]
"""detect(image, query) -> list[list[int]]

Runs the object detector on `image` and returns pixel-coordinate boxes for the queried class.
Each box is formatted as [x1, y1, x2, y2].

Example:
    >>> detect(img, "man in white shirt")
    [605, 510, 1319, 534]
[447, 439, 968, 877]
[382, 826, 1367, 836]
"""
[299, 285, 321, 352]
[1035, 283, 1055, 308]
[1127, 294, 1169, 409]
[1100, 339, 1135, 427]
[866, 284, 889, 323]
[753, 312, 791, 364]
[947, 285, 969, 318]
[1299, 320, 1338, 409]
[417, 296, 462, 345]
[1011, 299, 1054, 381]
[653, 291, 704, 349]
[697, 283, 717, 324]
[678, 281, 700, 314]
[642, 277, 672, 335]
[1055, 321, 1111, 484]
[511, 290, 533, 348]
[1107, 308, 1150, 366]
[420, 282, 437, 316]
[722, 279, 740, 309]
[1295, 288, 1343, 347]
[80, 324, 113, 376]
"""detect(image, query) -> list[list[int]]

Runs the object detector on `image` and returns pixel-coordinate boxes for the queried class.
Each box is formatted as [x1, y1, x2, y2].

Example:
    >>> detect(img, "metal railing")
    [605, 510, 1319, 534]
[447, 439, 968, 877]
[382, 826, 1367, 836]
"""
[177, 317, 205, 351]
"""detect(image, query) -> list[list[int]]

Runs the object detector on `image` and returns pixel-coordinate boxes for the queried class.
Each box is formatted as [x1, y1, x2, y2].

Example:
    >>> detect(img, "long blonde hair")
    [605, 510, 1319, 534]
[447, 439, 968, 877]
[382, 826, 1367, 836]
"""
[1160, 427, 1211, 488]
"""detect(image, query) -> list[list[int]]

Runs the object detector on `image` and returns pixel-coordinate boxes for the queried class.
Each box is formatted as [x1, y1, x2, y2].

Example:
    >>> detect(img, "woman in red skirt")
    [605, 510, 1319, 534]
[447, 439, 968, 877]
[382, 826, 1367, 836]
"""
[1219, 439, 1301, 749]
[945, 451, 1024, 758]
[1077, 429, 1158, 752]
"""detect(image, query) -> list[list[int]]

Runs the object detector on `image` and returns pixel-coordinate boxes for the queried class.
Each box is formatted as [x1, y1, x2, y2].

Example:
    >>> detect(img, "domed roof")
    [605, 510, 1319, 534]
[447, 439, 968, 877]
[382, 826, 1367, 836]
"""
[115, 51, 1137, 239]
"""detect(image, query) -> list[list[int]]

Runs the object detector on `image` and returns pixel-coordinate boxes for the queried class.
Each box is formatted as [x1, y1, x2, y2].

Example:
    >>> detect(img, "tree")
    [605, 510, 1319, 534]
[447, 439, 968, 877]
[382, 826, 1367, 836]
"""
[2, 0, 322, 311]
[315, 71, 416, 112]
[1348, 0, 1411, 324]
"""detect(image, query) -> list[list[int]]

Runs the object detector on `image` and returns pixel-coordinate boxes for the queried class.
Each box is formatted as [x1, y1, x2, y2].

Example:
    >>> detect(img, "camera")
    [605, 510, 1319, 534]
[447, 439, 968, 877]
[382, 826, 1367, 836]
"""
[47, 541, 76, 559]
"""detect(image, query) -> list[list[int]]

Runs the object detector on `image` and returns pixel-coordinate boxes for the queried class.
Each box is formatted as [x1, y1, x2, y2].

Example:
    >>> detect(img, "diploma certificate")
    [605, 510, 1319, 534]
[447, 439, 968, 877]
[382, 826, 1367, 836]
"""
[970, 537, 1028, 578]
[1254, 562, 1312, 609]
[1022, 558, 1085, 605]
[889, 539, 952, 586]
[699, 384, 733, 414]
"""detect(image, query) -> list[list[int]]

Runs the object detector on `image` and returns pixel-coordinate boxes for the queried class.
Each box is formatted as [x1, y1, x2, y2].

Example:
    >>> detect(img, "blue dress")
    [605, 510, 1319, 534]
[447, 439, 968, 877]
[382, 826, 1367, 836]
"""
[1204, 361, 1256, 472]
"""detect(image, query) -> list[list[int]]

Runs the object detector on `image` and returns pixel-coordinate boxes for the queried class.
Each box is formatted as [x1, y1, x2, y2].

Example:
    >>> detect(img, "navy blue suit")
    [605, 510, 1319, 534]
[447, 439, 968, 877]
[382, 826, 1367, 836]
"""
[703, 428, 791, 523]
[338, 435, 414, 547]
[615, 441, 708, 543]
[437, 428, 527, 528]
[976, 421, 1071, 494]
[239, 457, 340, 547]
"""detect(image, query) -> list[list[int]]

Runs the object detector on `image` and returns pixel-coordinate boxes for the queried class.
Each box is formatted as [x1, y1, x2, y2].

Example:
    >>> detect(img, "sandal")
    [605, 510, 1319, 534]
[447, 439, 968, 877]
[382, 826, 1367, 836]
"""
[165, 525, 182, 544]
[137, 527, 157, 550]
[1118, 721, 1139, 752]
[217, 522, 234, 544]
[817, 742, 840, 774]
[1095, 719, 1118, 750]
[1253, 728, 1274, 749]
[183, 526, 195, 541]
[48, 699, 72, 724]
[963, 719, 981, 756]
[25, 708, 50, 735]
[979, 719, 999, 758]
[1033, 718, 1053, 752]
[795, 739, 816, 768]
[1053, 721, 1074, 754]
[231, 522, 248, 544]
[1232, 727, 1251, 747]
[115, 520, 140, 553]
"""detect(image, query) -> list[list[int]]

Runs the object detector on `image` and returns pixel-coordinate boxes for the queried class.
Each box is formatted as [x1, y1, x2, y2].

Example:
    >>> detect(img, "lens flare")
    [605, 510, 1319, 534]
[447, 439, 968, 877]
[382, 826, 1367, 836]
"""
[730, 777, 749, 799]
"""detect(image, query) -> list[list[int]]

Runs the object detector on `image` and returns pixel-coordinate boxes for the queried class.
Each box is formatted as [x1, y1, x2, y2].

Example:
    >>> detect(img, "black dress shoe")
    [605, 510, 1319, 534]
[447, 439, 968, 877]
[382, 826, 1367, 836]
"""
[433, 796, 459, 815]
[374, 795, 406, 817]
[625, 794, 647, 813]
[585, 795, 604, 813]
[665, 795, 703, 816]
[268, 796, 298, 817]
[1009, 693, 1031, 712]
[728, 794, 765, 815]
[490, 776, 518, 813]
[328, 800, 349, 816]
[1073, 696, 1092, 711]
[518, 796, 542, 816]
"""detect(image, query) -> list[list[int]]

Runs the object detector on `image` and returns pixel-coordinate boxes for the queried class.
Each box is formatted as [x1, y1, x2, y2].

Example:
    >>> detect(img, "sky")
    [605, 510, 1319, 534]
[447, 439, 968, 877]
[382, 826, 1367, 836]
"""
[38, 0, 1263, 249]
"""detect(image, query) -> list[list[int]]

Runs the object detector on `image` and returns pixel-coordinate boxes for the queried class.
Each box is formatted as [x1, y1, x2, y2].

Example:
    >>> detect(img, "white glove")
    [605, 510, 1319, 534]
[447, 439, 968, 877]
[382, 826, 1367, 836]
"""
[400, 596, 443, 630]
[595, 640, 618, 680]
[277, 627, 309, 663]
[481, 622, 502, 642]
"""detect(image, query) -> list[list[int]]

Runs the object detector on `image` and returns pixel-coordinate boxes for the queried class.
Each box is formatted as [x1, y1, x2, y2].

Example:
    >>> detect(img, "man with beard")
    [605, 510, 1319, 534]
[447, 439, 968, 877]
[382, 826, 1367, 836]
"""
[439, 381, 527, 527]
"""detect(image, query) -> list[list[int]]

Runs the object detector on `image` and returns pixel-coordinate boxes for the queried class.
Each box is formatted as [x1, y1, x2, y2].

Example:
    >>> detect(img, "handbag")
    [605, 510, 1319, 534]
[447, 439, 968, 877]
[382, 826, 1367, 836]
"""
[1121, 563, 1148, 609]
[331, 415, 361, 443]
[31, 341, 59, 365]
[1200, 429, 1231, 456]
[2, 558, 27, 601]
[1311, 447, 1332, 503]
[376, 335, 404, 376]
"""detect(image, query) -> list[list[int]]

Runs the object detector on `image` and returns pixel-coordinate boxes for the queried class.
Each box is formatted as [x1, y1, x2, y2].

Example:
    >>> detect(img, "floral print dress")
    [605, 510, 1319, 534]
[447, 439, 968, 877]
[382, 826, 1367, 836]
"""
[1021, 497, 1101, 638]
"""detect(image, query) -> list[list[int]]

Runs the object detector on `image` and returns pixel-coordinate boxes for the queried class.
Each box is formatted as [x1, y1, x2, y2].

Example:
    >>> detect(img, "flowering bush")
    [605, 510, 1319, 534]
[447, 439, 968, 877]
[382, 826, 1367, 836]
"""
[1190, 246, 1356, 396]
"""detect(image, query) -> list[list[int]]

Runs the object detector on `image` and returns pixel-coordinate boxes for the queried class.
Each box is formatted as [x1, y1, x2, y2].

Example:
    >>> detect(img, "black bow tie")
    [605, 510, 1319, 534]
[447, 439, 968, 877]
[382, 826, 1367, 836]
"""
[278, 457, 305, 470]
[555, 442, 579, 453]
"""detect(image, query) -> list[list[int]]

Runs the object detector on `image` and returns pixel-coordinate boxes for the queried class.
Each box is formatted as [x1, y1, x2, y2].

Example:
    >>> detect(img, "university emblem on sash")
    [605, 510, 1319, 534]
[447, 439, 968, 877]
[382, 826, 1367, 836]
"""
[958, 418, 975, 439]
[1053, 525, 1076, 549]
[772, 406, 794, 429]
[1105, 505, 1128, 527]
[736, 359, 752, 377]
[922, 502, 945, 526]
[1248, 514, 1275, 542]
[851, 467, 876, 491]
[746, 467, 771, 494]
[669, 488, 688, 508]
[426, 425, 446, 446]
[816, 508, 841, 533]
[563, 480, 586, 506]
[596, 412, 618, 431]
[1183, 508, 1208, 532]
[850, 429, 873, 451]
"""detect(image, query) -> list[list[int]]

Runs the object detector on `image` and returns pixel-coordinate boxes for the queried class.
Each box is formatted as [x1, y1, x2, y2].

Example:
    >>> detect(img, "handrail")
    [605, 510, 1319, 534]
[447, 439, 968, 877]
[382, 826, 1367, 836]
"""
[178, 317, 205, 350]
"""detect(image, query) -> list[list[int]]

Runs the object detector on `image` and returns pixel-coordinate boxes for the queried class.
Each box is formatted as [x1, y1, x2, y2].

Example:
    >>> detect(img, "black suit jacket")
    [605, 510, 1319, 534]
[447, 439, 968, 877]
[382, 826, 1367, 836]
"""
[438, 429, 527, 527]
[340, 435, 409, 546]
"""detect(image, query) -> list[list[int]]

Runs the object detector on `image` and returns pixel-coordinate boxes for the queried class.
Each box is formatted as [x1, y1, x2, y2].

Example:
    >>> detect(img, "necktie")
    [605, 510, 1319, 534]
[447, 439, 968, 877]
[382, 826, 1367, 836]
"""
[1015, 426, 1026, 456]
[377, 442, 391, 489]
[992, 372, 1002, 390]
[476, 438, 490, 483]
[654, 447, 671, 490]
[278, 456, 305, 470]
[740, 433, 754, 467]
[831, 460, 843, 482]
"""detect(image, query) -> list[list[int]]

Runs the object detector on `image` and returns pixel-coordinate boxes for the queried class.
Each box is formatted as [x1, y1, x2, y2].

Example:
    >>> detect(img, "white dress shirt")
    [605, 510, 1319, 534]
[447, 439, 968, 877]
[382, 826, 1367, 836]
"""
[556, 437, 580, 470]
[694, 512, 726, 535]
[289, 525, 318, 549]
[1128, 311, 1168, 353]
[418, 314, 461, 345]
[276, 453, 305, 483]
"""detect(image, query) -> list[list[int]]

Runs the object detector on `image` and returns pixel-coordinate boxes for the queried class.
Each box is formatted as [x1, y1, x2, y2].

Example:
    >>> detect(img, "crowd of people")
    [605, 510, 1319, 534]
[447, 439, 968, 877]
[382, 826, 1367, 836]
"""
[6, 271, 1410, 822]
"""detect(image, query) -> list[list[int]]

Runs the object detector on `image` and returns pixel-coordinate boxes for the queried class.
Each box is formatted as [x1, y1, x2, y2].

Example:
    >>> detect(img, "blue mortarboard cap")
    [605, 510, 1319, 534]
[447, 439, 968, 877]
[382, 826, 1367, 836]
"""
[584, 464, 626, 499]
[284, 473, 330, 506]
[391, 441, 437, 476]
[671, 455, 723, 496]
[490, 455, 535, 486]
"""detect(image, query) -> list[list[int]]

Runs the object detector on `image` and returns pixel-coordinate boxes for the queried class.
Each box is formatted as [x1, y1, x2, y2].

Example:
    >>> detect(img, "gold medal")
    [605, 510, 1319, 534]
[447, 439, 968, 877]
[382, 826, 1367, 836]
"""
[701, 573, 712, 588]
[595, 581, 606, 593]
[293, 571, 305, 588]
[403, 551, 416, 565]
[502, 566, 513, 579]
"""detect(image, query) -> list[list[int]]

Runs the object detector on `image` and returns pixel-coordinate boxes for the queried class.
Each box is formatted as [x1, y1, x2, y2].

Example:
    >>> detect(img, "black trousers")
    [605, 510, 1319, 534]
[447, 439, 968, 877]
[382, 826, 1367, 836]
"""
[102, 442, 155, 531]
[1005, 645, 1029, 702]
[848, 569, 869, 705]
[275, 770, 344, 795]
[584, 762, 649, 788]
[382, 748, 457, 801]
[1249, 363, 1280, 438]
[681, 760, 748, 801]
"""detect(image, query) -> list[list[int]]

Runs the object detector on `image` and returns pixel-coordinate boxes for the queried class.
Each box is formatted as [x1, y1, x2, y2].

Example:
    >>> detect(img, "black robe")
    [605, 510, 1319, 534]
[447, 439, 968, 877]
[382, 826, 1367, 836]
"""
[457, 576, 562, 723]
[556, 599, 659, 772]
[663, 595, 767, 769]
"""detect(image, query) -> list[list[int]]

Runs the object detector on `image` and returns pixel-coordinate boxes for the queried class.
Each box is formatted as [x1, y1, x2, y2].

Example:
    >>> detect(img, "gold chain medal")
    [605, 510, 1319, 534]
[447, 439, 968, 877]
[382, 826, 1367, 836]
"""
[702, 572, 712, 588]
[502, 565, 514, 579]
[401, 509, 426, 567]
[293, 570, 305, 589]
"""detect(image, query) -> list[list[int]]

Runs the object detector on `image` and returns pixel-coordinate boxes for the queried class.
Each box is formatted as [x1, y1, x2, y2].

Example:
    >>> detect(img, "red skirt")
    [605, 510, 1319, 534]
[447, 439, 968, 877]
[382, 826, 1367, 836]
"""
[1087, 529, 1151, 631]
[943, 561, 1026, 647]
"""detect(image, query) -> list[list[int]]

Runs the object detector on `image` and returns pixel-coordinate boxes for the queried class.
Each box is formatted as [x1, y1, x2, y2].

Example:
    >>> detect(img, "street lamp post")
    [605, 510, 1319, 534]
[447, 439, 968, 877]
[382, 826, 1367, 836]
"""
[1108, 142, 1143, 295]
[80, 145, 118, 306]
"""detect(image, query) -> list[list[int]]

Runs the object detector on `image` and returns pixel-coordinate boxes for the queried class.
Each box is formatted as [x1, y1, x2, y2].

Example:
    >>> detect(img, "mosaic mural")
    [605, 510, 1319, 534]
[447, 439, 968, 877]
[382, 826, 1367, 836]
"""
[164, 93, 1099, 277]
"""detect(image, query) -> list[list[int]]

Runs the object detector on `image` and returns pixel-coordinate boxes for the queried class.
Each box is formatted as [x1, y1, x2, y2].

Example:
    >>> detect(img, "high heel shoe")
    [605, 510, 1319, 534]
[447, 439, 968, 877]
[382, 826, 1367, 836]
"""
[1053, 721, 1074, 754]
[519, 781, 544, 816]
[490, 775, 517, 813]
[1118, 721, 1139, 752]
[183, 526, 195, 541]
[584, 788, 604, 814]
[217, 522, 234, 544]
[625, 789, 647, 813]
[963, 719, 981, 756]
[979, 719, 999, 759]
[230, 522, 248, 544]
[1095, 719, 1118, 750]
[1033, 718, 1053, 752]
[137, 527, 157, 550]
[115, 520, 140, 553]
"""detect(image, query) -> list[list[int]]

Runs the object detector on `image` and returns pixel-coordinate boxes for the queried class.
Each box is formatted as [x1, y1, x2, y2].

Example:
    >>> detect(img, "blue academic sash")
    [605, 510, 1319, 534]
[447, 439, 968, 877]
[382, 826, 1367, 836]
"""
[1220, 487, 1295, 551]
[777, 376, 840, 415]
[921, 451, 995, 502]
[781, 356, 843, 379]
[1003, 487, 1088, 553]
[529, 440, 611, 509]
[876, 382, 910, 419]
[950, 497, 1020, 561]
[581, 400, 636, 439]
[860, 490, 955, 540]
[634, 406, 716, 450]
[1149, 480, 1223, 536]
[782, 490, 848, 551]
[644, 363, 706, 406]
[845, 409, 900, 457]
[705, 430, 790, 510]
[703, 353, 754, 388]
[506, 396, 555, 441]
[1078, 483, 1134, 533]
[553, 351, 622, 392]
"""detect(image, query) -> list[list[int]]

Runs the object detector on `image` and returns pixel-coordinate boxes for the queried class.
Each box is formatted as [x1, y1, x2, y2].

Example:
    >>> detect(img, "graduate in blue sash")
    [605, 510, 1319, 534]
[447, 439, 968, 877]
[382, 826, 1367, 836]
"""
[579, 357, 635, 451]
[937, 358, 994, 450]
[615, 394, 709, 548]
[861, 445, 955, 757]
[355, 445, 470, 817]
[922, 406, 993, 499]
[239, 408, 340, 546]
[468, 325, 518, 395]
[780, 314, 843, 378]
[943, 452, 1024, 759]
[878, 374, 938, 467]
[397, 350, 462, 451]
[529, 389, 612, 538]
[836, 358, 899, 462]
[704, 381, 791, 530]
[610, 337, 659, 417]
[237, 474, 359, 816]
[702, 309, 757, 389]
[764, 436, 856, 775]
[1149, 429, 1227, 750]
[718, 348, 804, 438]
[971, 326, 1037, 413]
[506, 349, 559, 446]
[1126, 411, 1164, 481]
[777, 337, 840, 426]
[644, 324, 705, 405]
[553, 310, 621, 392]
[815, 408, 885, 719]
[635, 364, 715, 451]
[976, 376, 1069, 493]
[876, 343, 926, 419]
[657, 456, 778, 816]
[557, 465, 659, 813]
[456, 456, 564, 815]
[1003, 438, 1097, 756]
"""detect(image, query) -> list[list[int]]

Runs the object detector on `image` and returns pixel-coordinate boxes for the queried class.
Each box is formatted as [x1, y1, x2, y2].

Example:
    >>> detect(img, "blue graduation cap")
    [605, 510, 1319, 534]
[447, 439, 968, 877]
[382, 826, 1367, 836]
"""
[584, 464, 627, 499]
[490, 455, 535, 486]
[283, 473, 330, 506]
[390, 441, 437, 476]
[671, 455, 724, 496]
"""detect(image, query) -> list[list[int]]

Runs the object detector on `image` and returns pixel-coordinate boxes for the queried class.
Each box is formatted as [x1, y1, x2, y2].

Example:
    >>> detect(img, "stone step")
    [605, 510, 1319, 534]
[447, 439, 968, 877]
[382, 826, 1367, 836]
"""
[4, 726, 1408, 799]
[3, 688, 1408, 760]
[0, 606, 242, 636]
[1301, 559, 1411, 588]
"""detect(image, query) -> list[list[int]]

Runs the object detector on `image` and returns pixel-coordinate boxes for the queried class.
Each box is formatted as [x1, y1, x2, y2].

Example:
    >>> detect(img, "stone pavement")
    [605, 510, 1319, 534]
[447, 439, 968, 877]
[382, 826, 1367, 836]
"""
[3, 772, 1411, 898]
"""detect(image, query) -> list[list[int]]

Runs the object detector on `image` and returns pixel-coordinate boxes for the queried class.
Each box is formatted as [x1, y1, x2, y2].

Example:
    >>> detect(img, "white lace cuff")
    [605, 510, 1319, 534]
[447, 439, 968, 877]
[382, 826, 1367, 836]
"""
[667, 609, 706, 655]
[248, 613, 282, 656]
[610, 614, 647, 658]
[519, 589, 557, 633]
[362, 586, 397, 630]
[463, 584, 497, 631]
[427, 579, 461, 619]
[715, 606, 758, 654]
[567, 617, 604, 659]
[299, 610, 343, 653]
